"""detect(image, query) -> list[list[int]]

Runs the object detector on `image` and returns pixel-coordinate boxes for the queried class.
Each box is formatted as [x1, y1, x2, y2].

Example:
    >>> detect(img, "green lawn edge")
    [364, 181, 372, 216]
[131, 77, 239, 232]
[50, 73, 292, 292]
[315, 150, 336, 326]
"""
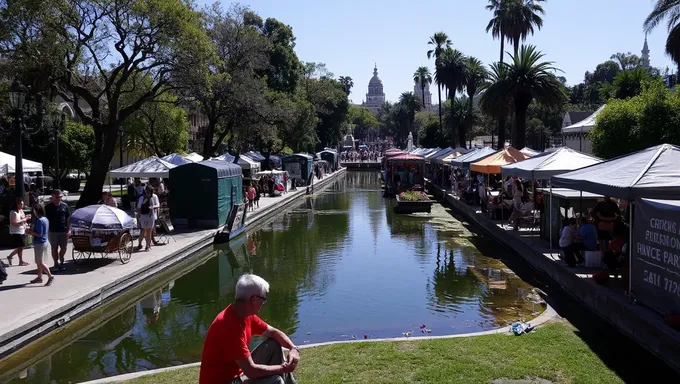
[121, 322, 622, 384]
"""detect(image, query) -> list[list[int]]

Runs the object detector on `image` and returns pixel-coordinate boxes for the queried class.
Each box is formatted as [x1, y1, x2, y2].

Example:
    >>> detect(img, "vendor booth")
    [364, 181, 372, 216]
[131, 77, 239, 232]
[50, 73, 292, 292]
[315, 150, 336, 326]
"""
[235, 155, 261, 179]
[282, 153, 313, 186]
[520, 147, 540, 157]
[169, 160, 243, 229]
[470, 146, 529, 174]
[319, 150, 339, 171]
[383, 154, 425, 197]
[185, 152, 204, 162]
[161, 153, 193, 166]
[0, 151, 43, 175]
[452, 147, 497, 169]
[109, 156, 175, 178]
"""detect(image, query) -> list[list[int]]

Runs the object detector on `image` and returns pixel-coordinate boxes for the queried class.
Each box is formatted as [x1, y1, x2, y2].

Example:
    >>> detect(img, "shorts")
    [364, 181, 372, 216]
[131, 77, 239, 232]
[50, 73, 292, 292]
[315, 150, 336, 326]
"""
[49, 232, 68, 251]
[139, 214, 155, 229]
[10, 234, 25, 248]
[34, 242, 50, 264]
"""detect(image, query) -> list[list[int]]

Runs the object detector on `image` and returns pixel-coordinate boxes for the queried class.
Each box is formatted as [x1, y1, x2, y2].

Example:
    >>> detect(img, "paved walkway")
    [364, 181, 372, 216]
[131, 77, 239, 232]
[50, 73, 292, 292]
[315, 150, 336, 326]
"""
[0, 169, 345, 357]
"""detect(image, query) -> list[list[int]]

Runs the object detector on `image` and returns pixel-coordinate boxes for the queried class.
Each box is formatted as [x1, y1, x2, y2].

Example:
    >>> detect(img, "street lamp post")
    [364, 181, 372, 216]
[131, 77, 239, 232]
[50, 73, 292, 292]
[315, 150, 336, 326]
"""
[54, 112, 66, 189]
[7, 79, 29, 199]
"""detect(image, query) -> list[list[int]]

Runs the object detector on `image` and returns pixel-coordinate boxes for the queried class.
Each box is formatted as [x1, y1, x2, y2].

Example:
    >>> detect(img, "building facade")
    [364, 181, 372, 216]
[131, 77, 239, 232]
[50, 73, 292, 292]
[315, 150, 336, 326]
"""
[413, 79, 433, 111]
[361, 64, 386, 114]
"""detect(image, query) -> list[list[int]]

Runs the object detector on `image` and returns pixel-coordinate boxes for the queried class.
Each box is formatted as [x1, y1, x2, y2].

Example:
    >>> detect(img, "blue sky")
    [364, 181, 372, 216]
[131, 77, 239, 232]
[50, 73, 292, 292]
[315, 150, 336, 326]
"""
[196, 0, 674, 103]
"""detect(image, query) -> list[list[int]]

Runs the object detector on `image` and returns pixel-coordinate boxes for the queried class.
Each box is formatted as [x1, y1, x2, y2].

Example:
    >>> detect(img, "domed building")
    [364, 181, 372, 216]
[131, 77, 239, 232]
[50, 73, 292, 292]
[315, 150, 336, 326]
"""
[361, 64, 386, 114]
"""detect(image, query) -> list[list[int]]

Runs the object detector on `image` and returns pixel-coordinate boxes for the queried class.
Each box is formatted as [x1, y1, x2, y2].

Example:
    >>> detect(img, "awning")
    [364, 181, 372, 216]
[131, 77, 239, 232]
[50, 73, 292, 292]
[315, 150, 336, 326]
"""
[185, 152, 204, 162]
[161, 153, 193, 165]
[551, 144, 680, 200]
[501, 147, 601, 180]
[109, 157, 175, 178]
[236, 155, 261, 170]
[520, 147, 540, 157]
[0, 151, 43, 174]
[452, 147, 498, 169]
[470, 146, 528, 174]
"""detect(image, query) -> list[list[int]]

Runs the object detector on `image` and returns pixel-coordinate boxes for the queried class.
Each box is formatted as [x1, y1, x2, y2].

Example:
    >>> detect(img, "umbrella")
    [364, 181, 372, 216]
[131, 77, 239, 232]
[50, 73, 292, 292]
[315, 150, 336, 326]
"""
[71, 205, 135, 230]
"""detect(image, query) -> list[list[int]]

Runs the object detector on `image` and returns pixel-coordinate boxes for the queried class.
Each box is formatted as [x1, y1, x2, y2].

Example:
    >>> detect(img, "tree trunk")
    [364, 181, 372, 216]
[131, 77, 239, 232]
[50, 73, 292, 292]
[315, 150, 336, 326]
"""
[202, 120, 217, 160]
[421, 83, 426, 110]
[437, 84, 443, 140]
[450, 98, 457, 148]
[497, 116, 506, 150]
[514, 103, 528, 150]
[500, 35, 505, 64]
[77, 124, 119, 207]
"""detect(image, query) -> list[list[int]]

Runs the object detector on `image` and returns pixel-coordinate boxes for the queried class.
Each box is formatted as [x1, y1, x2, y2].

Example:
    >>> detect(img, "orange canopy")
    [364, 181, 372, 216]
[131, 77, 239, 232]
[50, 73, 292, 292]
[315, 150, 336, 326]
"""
[470, 146, 529, 174]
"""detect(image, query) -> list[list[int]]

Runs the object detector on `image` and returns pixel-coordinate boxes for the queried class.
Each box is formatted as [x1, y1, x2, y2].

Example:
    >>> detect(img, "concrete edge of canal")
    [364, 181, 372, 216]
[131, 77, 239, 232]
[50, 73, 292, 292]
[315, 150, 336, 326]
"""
[79, 306, 559, 384]
[0, 168, 347, 362]
[424, 180, 680, 374]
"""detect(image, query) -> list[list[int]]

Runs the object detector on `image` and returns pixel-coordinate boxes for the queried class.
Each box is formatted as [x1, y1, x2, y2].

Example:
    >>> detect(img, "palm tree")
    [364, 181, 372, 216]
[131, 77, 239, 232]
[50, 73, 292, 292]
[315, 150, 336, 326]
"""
[427, 32, 452, 135]
[446, 96, 475, 148]
[644, 1, 680, 66]
[486, 0, 512, 64]
[398, 92, 422, 147]
[480, 62, 512, 149]
[437, 48, 467, 147]
[463, 57, 488, 148]
[506, 0, 546, 57]
[483, 45, 565, 149]
[413, 66, 433, 110]
[338, 76, 354, 95]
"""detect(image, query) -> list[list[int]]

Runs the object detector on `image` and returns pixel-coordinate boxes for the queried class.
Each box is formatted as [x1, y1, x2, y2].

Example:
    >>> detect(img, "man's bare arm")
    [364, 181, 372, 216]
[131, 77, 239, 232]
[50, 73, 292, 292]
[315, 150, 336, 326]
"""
[235, 356, 293, 379]
[262, 326, 295, 350]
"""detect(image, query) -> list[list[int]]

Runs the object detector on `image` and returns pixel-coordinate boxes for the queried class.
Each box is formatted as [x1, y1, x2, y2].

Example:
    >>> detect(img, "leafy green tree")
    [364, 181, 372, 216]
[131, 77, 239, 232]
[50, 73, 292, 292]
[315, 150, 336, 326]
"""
[1, 0, 211, 206]
[427, 32, 452, 134]
[416, 112, 441, 148]
[610, 52, 643, 71]
[413, 66, 433, 110]
[586, 60, 621, 84]
[463, 57, 488, 148]
[480, 62, 512, 148]
[591, 82, 680, 158]
[482, 45, 566, 149]
[300, 65, 349, 150]
[601, 67, 655, 100]
[60, 121, 95, 177]
[348, 105, 379, 141]
[644, 1, 680, 69]
[505, 0, 546, 57]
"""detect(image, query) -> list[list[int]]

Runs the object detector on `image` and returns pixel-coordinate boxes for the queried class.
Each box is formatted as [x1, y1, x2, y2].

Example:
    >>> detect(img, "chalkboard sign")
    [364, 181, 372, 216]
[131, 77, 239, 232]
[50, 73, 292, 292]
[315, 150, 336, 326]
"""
[632, 198, 680, 315]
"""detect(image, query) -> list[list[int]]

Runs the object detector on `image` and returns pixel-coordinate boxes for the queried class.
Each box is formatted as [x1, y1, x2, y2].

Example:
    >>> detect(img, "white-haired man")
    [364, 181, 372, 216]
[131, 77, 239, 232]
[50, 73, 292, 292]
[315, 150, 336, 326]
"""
[200, 274, 298, 384]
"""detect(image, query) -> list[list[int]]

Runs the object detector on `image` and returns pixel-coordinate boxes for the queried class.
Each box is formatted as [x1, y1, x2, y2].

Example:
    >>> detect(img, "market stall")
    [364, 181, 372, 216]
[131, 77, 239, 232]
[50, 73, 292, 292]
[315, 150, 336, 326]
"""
[470, 146, 529, 174]
[383, 154, 425, 197]
[282, 153, 313, 186]
[451, 147, 497, 169]
[0, 151, 43, 174]
[109, 157, 175, 178]
[161, 153, 193, 166]
[319, 150, 339, 171]
[235, 155, 261, 179]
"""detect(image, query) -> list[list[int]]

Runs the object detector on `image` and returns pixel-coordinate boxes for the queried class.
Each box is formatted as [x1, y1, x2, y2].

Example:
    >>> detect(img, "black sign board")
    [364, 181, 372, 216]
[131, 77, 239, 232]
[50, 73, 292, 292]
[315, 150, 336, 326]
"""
[632, 198, 680, 315]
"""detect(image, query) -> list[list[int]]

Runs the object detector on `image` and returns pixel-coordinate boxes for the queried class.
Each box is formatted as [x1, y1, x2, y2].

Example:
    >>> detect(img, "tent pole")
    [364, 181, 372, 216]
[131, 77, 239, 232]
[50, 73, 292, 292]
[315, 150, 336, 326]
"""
[628, 201, 633, 297]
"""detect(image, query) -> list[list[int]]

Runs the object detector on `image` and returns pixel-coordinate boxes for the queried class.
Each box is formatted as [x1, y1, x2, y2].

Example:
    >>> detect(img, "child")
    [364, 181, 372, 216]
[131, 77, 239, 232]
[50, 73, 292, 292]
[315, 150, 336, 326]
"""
[30, 204, 54, 286]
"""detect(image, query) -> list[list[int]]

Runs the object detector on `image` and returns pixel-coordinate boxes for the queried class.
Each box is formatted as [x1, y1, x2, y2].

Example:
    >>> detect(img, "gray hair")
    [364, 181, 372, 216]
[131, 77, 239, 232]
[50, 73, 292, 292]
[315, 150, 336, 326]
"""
[235, 274, 270, 300]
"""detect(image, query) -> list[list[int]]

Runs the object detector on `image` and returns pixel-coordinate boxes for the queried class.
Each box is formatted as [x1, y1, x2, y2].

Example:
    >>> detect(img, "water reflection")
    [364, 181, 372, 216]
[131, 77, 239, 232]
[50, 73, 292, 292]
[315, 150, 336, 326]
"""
[5, 171, 543, 384]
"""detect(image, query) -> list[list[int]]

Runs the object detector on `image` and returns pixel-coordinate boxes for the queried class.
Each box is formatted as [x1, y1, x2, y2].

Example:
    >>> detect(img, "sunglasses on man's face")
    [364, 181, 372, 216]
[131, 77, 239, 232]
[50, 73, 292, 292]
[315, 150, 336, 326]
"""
[254, 295, 268, 303]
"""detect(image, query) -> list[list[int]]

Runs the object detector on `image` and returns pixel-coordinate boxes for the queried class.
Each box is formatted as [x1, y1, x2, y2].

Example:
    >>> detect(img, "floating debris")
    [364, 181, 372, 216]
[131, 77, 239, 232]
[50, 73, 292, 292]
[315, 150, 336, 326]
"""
[402, 331, 413, 337]
[306, 332, 311, 335]
[351, 335, 357, 340]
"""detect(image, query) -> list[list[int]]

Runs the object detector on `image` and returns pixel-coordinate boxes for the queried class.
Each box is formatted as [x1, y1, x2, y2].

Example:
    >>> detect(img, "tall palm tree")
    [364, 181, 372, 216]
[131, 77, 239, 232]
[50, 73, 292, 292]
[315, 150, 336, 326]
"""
[644, 1, 680, 66]
[463, 57, 488, 148]
[338, 76, 354, 95]
[486, 0, 512, 64]
[437, 48, 467, 147]
[427, 32, 452, 135]
[413, 66, 433, 110]
[483, 45, 565, 149]
[480, 62, 512, 149]
[506, 0, 546, 56]
[398, 92, 422, 147]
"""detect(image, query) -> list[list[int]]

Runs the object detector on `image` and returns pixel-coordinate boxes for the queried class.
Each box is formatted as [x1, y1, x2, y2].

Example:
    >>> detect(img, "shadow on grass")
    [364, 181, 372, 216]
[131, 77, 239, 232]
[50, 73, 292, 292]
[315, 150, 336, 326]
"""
[451, 209, 680, 383]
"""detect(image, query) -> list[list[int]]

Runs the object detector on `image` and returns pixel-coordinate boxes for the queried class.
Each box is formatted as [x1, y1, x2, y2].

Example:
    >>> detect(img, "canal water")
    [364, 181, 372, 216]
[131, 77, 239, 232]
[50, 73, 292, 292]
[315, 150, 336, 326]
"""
[6, 172, 545, 383]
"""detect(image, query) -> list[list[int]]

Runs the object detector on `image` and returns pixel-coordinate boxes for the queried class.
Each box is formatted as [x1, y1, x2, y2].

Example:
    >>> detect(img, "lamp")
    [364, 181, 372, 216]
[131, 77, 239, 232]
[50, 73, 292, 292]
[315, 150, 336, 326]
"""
[8, 78, 27, 110]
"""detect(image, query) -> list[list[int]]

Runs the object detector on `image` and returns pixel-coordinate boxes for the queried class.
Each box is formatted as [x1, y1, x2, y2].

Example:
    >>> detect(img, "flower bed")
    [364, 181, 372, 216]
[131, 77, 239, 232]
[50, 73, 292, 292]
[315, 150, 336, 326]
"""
[398, 191, 429, 202]
[395, 192, 433, 214]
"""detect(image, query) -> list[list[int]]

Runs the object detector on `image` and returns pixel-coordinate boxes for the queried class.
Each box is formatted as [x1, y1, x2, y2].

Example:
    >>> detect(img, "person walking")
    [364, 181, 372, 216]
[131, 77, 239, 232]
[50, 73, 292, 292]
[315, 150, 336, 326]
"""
[30, 204, 54, 286]
[45, 189, 70, 271]
[200, 274, 298, 384]
[8, 197, 31, 266]
[136, 186, 159, 252]
[247, 184, 256, 212]
[254, 184, 261, 209]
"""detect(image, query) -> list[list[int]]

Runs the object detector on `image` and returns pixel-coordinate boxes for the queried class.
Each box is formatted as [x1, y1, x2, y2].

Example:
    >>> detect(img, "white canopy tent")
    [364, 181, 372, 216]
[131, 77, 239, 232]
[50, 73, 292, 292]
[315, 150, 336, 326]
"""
[501, 147, 602, 180]
[0, 151, 43, 174]
[185, 152, 204, 163]
[162, 153, 193, 166]
[109, 157, 176, 178]
[520, 147, 540, 157]
[561, 105, 606, 134]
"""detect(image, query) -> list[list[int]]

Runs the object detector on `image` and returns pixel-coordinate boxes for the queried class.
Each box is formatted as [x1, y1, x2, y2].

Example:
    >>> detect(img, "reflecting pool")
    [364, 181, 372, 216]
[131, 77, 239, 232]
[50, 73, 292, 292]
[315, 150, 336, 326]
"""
[5, 171, 544, 383]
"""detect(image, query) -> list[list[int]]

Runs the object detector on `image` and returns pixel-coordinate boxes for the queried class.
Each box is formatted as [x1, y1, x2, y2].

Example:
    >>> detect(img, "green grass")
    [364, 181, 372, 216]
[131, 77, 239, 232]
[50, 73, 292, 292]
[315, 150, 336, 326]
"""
[121, 322, 623, 384]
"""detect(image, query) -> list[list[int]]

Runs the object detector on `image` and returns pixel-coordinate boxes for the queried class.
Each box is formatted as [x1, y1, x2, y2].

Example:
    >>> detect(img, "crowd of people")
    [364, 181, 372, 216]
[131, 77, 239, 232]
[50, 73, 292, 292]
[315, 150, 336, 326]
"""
[340, 149, 380, 162]
[1, 189, 71, 286]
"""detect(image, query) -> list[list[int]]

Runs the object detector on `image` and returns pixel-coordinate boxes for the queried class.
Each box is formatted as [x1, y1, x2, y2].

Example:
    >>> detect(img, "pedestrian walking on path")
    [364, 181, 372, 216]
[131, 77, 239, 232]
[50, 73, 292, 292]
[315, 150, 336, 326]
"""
[137, 186, 160, 252]
[200, 274, 298, 384]
[45, 190, 70, 271]
[30, 204, 54, 286]
[8, 197, 31, 266]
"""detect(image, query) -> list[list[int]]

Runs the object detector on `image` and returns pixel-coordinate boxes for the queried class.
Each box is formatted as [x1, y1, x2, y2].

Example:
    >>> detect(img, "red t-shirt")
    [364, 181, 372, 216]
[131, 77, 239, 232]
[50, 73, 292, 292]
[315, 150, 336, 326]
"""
[199, 304, 269, 383]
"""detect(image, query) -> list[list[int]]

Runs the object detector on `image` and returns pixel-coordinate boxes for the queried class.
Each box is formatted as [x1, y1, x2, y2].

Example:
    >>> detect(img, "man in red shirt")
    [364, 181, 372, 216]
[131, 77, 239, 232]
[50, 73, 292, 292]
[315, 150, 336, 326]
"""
[200, 274, 299, 384]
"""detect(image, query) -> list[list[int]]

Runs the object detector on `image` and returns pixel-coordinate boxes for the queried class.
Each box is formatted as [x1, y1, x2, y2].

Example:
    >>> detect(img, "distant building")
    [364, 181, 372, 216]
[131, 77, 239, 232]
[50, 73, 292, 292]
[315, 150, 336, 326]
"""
[642, 34, 650, 69]
[562, 111, 591, 129]
[361, 64, 386, 114]
[561, 105, 605, 155]
[413, 79, 433, 111]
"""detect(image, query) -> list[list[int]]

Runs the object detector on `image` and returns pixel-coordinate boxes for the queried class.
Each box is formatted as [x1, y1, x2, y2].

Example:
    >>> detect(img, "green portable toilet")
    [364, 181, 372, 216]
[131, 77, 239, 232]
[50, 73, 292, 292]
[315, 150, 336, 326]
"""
[169, 159, 243, 229]
[319, 150, 338, 171]
[282, 153, 313, 186]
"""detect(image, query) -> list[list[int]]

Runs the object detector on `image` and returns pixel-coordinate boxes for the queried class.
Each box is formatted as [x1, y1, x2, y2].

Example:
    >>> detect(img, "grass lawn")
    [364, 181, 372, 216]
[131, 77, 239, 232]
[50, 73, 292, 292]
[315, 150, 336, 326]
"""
[122, 322, 623, 384]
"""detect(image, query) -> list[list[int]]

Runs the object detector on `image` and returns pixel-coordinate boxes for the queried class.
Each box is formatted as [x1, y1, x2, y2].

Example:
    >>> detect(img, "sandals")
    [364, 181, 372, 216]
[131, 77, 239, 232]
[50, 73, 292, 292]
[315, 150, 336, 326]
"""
[30, 278, 43, 284]
[144, 247, 151, 252]
[6, 256, 12, 266]
[19, 261, 29, 266]
[45, 277, 54, 286]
